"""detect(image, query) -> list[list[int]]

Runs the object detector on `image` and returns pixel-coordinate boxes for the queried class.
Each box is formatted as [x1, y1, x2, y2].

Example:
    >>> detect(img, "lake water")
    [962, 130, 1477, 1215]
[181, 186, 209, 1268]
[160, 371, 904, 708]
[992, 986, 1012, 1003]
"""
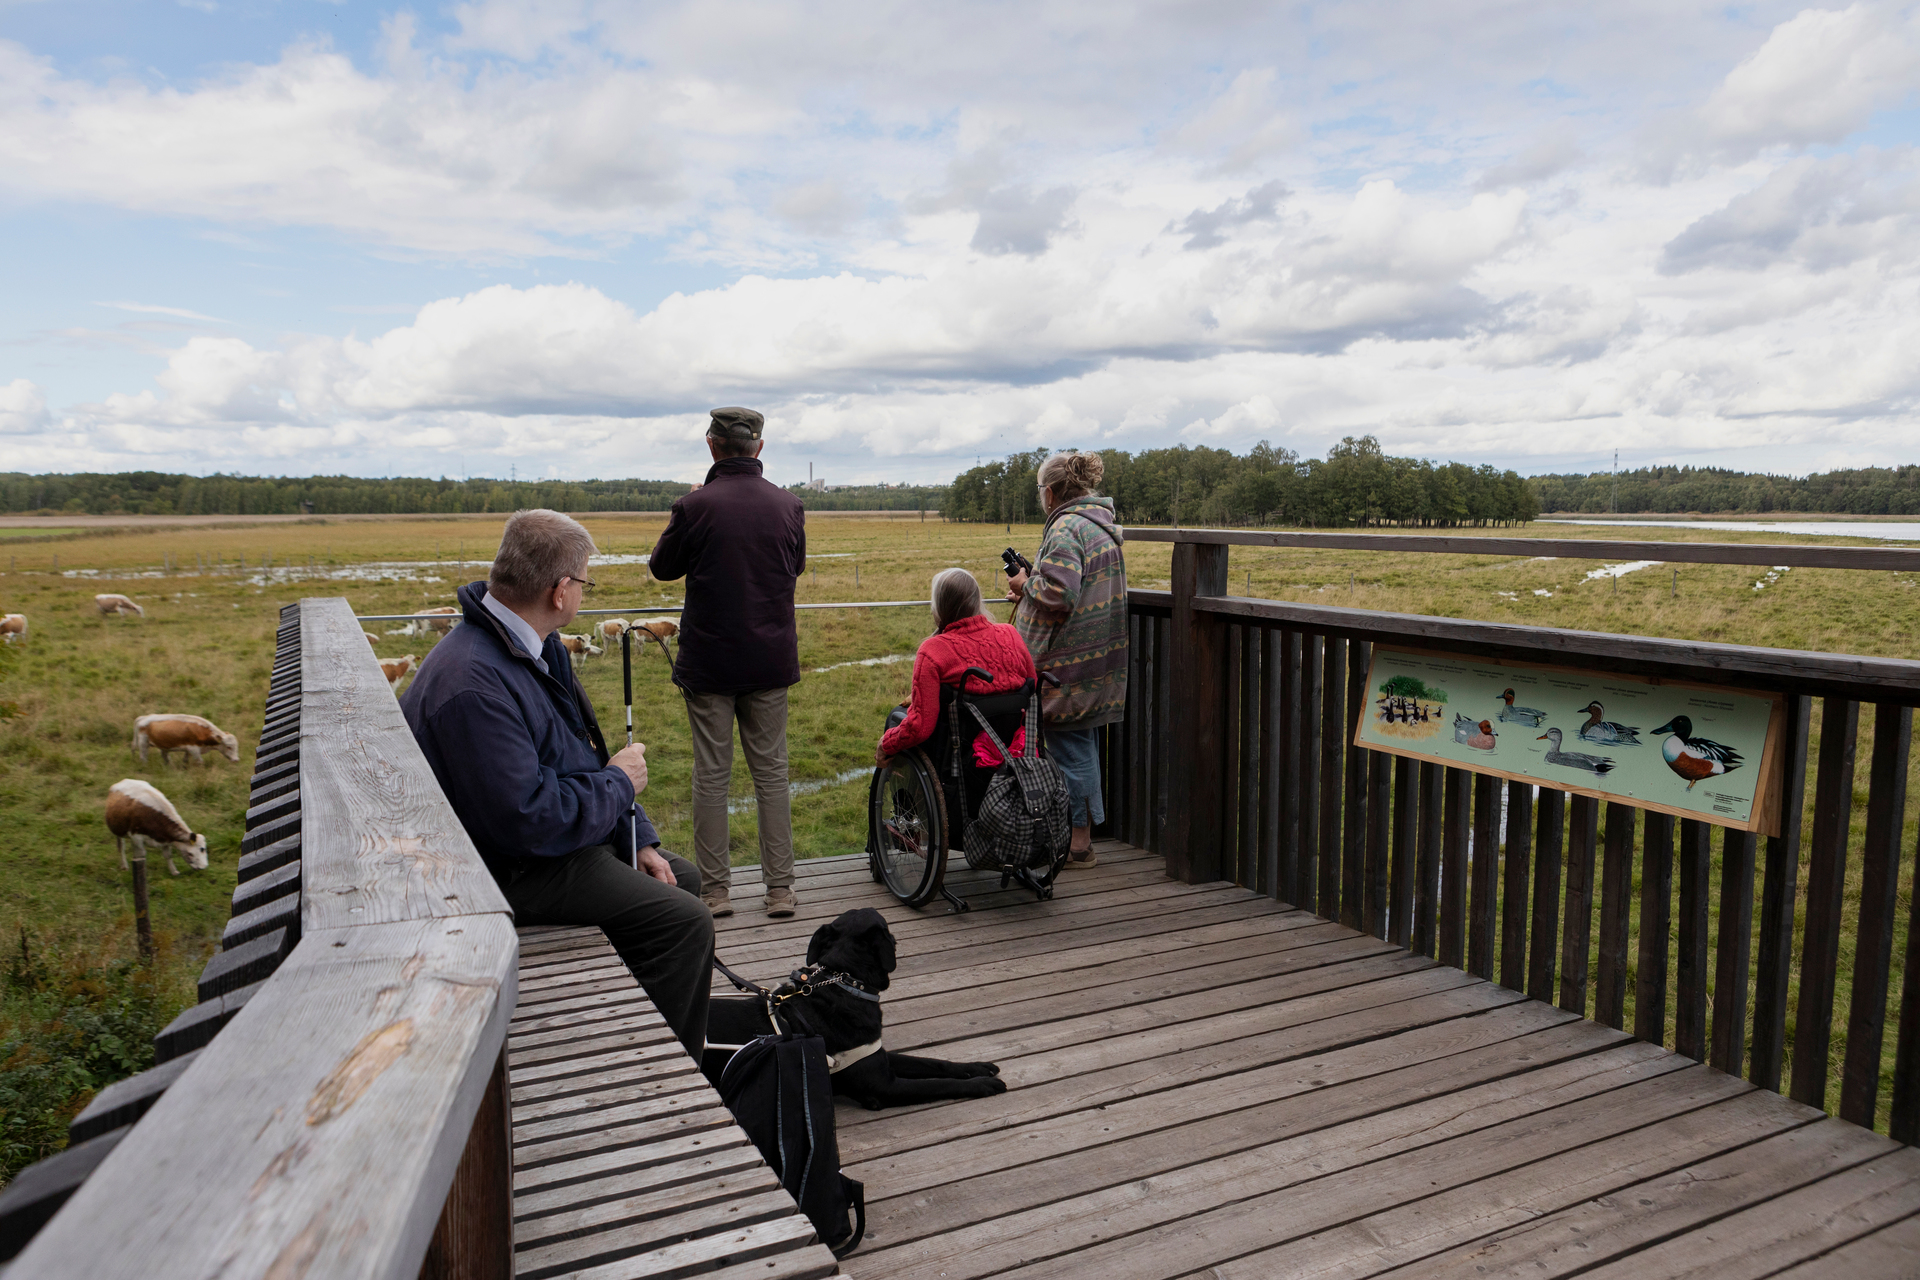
[1541, 519, 1920, 542]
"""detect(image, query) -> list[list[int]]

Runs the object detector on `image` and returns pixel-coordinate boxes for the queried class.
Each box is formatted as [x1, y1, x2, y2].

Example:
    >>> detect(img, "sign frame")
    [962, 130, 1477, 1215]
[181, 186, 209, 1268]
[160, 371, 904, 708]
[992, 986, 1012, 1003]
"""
[1352, 645, 1789, 837]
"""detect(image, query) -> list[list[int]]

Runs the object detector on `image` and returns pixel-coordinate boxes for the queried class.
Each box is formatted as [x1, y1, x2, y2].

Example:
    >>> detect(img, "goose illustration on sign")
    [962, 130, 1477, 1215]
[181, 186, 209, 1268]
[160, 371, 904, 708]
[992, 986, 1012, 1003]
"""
[1354, 645, 1784, 834]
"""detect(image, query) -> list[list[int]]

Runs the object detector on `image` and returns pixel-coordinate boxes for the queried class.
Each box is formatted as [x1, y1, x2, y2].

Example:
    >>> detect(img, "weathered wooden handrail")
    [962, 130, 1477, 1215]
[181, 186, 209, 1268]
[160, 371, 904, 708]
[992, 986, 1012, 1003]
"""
[1120, 524, 1920, 572]
[13, 598, 517, 1277]
[1101, 531, 1920, 1142]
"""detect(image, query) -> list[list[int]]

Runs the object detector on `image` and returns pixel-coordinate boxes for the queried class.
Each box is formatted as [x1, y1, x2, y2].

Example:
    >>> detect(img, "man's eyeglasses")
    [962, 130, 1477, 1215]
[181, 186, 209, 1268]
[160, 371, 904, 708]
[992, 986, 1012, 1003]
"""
[556, 573, 597, 596]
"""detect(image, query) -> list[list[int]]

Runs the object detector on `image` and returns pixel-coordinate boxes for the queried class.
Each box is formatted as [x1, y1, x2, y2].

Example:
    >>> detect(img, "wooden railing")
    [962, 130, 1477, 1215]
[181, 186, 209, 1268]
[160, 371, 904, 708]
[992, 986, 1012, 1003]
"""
[10, 598, 518, 1278]
[1097, 529, 1920, 1139]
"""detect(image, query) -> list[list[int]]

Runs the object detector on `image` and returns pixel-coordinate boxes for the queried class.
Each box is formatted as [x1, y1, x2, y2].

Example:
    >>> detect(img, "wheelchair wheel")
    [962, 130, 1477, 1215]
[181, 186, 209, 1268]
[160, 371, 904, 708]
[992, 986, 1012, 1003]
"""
[870, 749, 948, 908]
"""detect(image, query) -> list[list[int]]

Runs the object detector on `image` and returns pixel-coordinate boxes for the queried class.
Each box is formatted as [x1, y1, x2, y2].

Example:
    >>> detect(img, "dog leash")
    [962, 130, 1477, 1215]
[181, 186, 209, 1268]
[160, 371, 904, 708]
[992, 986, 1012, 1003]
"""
[712, 957, 881, 1005]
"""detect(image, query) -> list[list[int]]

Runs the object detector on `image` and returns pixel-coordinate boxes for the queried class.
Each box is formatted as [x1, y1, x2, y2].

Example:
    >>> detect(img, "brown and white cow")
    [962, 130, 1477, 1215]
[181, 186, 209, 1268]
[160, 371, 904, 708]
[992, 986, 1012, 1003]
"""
[105, 779, 208, 875]
[0, 614, 25, 644]
[558, 634, 602, 667]
[420, 605, 459, 635]
[133, 714, 241, 768]
[633, 618, 678, 642]
[381, 654, 418, 690]
[597, 618, 630, 645]
[95, 593, 145, 617]
[364, 630, 380, 646]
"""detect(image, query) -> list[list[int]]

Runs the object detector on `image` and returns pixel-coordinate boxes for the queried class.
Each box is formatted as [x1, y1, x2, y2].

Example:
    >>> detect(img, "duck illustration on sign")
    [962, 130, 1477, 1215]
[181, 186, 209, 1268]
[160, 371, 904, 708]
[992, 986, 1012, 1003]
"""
[1464, 720, 1498, 751]
[1537, 727, 1615, 775]
[1577, 701, 1642, 746]
[1497, 688, 1546, 726]
[1651, 716, 1743, 789]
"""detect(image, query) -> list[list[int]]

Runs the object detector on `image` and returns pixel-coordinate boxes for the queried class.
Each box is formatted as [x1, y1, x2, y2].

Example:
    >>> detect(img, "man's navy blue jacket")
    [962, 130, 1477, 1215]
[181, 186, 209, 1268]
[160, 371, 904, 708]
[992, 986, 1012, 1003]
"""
[402, 581, 659, 866]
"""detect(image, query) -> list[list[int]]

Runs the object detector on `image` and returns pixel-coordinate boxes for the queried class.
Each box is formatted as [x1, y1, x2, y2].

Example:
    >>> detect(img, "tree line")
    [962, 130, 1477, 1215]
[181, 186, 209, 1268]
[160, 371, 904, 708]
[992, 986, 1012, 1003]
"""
[1530, 464, 1920, 515]
[9, 454, 1916, 522]
[0, 473, 694, 516]
[943, 437, 1540, 527]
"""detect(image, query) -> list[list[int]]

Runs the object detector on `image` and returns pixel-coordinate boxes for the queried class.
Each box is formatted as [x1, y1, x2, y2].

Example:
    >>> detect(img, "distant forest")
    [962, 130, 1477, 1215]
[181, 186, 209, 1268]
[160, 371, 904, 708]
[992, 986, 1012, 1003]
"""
[945, 437, 1538, 527]
[5, 452, 1916, 523]
[0, 472, 693, 516]
[1530, 464, 1920, 515]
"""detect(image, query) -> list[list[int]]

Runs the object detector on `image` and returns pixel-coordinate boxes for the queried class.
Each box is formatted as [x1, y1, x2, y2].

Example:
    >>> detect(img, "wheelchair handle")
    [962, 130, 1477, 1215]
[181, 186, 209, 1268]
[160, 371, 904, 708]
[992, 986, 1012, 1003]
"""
[1039, 671, 1062, 688]
[960, 666, 995, 691]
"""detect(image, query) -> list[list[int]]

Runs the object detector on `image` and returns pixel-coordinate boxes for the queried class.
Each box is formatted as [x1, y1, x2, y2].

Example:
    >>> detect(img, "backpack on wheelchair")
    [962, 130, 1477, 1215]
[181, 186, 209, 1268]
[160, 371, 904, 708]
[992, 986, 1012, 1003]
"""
[866, 667, 1073, 911]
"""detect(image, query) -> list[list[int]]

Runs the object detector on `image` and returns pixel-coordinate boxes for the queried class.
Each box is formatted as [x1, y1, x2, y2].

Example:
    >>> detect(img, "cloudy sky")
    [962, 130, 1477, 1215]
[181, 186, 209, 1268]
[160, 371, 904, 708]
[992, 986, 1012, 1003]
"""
[2, 1, 1917, 486]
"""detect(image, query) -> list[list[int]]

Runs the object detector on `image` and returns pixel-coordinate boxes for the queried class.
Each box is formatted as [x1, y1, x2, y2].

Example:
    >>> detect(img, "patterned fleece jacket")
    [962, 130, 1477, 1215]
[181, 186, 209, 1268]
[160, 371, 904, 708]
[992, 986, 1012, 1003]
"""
[1014, 495, 1129, 729]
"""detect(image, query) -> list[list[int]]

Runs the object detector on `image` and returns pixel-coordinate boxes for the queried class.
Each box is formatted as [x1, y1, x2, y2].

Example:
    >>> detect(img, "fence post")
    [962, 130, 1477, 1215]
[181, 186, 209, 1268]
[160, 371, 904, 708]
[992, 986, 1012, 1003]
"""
[1165, 539, 1229, 883]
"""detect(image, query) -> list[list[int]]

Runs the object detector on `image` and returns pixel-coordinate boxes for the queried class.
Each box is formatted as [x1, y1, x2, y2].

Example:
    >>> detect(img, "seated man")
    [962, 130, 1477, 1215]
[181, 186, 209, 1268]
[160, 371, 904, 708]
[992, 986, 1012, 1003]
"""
[402, 508, 713, 1058]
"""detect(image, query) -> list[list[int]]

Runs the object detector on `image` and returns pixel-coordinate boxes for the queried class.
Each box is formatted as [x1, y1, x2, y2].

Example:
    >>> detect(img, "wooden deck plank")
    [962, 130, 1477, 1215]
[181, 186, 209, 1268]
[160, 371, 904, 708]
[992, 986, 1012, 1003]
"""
[855, 1013, 1609, 1249]
[894, 1065, 1760, 1280]
[852, 1036, 1681, 1274]
[1765, 1213, 1920, 1278]
[1575, 1146, 1920, 1280]
[1361, 1117, 1896, 1279]
[507, 841, 1908, 1280]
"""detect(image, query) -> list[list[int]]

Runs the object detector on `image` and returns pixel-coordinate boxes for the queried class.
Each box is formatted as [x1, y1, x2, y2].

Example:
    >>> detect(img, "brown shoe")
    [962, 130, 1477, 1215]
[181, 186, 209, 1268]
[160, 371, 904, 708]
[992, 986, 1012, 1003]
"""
[702, 891, 734, 918]
[1063, 850, 1098, 869]
[766, 886, 798, 918]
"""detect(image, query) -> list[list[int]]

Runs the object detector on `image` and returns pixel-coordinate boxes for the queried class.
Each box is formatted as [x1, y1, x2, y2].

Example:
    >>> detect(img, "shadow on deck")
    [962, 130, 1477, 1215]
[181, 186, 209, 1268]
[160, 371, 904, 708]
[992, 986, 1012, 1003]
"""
[511, 842, 1920, 1279]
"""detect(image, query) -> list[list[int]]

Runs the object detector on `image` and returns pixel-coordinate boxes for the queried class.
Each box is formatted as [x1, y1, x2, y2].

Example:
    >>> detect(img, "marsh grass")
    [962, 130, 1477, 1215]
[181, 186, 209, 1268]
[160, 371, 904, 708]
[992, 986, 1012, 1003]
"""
[0, 512, 1915, 1176]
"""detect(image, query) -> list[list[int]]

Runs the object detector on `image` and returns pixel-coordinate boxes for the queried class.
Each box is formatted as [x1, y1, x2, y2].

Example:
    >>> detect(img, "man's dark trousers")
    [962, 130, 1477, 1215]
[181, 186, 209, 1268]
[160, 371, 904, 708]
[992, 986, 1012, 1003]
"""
[498, 844, 713, 1057]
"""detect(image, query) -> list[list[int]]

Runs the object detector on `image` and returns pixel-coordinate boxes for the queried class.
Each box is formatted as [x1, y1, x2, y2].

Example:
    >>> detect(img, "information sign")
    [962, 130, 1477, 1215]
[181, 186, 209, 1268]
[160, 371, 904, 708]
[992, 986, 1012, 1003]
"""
[1353, 646, 1787, 835]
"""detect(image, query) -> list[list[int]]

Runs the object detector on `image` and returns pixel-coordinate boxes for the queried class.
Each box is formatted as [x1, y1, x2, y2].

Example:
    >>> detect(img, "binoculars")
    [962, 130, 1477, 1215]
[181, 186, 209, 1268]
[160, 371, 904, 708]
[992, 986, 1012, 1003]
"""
[1001, 547, 1033, 577]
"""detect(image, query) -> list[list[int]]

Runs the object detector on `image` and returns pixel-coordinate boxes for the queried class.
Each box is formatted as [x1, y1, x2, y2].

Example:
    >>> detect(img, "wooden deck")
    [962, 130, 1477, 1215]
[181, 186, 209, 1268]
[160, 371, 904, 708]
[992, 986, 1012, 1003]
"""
[510, 841, 1920, 1279]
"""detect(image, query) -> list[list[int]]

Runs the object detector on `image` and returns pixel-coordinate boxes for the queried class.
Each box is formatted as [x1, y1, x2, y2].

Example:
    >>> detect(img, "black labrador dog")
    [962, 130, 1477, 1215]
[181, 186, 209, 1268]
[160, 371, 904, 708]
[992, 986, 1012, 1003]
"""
[704, 907, 1006, 1110]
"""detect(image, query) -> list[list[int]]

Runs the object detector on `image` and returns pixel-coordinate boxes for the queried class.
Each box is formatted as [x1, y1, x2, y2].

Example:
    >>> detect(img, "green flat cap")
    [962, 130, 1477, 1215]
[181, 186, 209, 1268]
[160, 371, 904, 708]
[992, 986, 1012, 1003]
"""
[708, 406, 765, 441]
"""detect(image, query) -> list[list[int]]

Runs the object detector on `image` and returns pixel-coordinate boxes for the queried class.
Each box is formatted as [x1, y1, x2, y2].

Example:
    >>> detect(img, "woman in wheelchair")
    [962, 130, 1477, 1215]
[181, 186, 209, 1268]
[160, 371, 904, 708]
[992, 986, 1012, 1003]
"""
[876, 568, 1035, 768]
[867, 568, 1039, 908]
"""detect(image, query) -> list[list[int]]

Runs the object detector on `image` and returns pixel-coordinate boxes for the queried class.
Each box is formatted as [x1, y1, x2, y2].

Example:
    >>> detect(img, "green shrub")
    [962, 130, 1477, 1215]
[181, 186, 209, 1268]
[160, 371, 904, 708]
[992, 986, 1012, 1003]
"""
[0, 930, 164, 1184]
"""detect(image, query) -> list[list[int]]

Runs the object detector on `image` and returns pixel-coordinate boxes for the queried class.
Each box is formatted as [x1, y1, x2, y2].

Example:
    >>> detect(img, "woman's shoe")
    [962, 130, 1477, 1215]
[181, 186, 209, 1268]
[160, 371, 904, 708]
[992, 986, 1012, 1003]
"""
[1063, 850, 1098, 869]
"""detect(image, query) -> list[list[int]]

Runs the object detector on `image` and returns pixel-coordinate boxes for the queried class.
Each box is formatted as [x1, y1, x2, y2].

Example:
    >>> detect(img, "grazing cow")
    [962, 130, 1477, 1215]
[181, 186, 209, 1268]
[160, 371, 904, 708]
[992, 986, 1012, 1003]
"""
[0, 614, 25, 644]
[133, 714, 241, 768]
[95, 594, 145, 617]
[381, 655, 418, 690]
[420, 606, 459, 635]
[105, 779, 208, 875]
[634, 618, 679, 641]
[364, 630, 380, 646]
[597, 618, 630, 645]
[558, 634, 602, 667]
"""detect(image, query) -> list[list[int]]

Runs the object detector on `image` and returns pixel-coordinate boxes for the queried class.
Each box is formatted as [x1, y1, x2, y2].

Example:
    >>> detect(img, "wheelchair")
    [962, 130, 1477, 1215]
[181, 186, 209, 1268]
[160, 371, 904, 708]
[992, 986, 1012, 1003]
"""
[866, 667, 1068, 912]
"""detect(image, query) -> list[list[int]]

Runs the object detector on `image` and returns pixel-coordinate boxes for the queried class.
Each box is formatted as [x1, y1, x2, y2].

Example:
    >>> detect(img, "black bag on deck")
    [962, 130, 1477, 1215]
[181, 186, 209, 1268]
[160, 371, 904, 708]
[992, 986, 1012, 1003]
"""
[963, 683, 1072, 871]
[716, 1032, 866, 1259]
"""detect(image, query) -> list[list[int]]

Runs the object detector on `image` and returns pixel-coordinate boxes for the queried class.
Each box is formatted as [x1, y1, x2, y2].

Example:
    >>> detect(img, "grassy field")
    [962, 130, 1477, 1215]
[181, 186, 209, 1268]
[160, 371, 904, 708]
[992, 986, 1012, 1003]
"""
[0, 512, 1916, 1177]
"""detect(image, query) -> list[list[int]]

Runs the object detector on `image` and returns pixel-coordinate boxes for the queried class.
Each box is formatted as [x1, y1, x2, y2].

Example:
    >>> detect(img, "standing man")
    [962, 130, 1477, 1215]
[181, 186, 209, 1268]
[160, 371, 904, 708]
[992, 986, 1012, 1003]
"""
[402, 508, 714, 1059]
[650, 407, 806, 918]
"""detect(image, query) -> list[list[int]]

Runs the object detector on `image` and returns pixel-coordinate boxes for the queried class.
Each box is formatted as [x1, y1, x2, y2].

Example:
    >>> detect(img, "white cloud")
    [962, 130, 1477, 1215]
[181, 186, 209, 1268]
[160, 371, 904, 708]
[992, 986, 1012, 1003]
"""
[0, 379, 49, 435]
[96, 301, 228, 322]
[5, 0, 1920, 481]
[1696, 5, 1920, 158]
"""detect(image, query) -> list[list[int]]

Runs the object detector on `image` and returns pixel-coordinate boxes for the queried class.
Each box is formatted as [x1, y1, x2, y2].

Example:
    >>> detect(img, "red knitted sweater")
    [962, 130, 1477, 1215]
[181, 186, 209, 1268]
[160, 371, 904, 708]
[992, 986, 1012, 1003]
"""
[879, 614, 1037, 757]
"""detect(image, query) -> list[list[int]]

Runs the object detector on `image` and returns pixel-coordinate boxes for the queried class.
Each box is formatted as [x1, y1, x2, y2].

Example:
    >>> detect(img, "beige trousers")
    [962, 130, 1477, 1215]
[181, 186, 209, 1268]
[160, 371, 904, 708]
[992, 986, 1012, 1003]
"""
[683, 686, 794, 891]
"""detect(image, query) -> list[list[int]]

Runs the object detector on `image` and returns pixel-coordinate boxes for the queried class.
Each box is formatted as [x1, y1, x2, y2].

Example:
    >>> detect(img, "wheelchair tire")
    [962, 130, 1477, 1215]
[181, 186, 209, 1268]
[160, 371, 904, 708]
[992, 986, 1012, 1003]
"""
[869, 748, 948, 909]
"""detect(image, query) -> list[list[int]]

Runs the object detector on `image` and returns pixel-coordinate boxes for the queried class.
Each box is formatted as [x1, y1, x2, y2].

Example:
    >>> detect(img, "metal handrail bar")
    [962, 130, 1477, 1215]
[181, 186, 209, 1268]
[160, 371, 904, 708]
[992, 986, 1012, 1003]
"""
[355, 600, 934, 621]
[1119, 525, 1920, 572]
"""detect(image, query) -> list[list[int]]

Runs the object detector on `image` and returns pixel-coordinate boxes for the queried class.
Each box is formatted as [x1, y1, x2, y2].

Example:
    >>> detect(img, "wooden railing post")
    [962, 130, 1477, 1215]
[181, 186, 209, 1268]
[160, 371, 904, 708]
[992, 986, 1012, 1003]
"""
[419, 1049, 513, 1280]
[1165, 539, 1229, 882]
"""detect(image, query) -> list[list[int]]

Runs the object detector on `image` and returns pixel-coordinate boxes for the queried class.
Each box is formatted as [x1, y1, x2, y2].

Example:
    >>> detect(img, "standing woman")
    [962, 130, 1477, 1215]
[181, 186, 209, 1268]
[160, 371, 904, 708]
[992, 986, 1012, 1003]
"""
[1005, 451, 1127, 868]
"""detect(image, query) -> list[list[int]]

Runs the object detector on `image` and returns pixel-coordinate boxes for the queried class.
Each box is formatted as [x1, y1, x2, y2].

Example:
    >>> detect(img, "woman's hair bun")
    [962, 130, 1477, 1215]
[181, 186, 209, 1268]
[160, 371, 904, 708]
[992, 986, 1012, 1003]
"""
[1039, 450, 1103, 499]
